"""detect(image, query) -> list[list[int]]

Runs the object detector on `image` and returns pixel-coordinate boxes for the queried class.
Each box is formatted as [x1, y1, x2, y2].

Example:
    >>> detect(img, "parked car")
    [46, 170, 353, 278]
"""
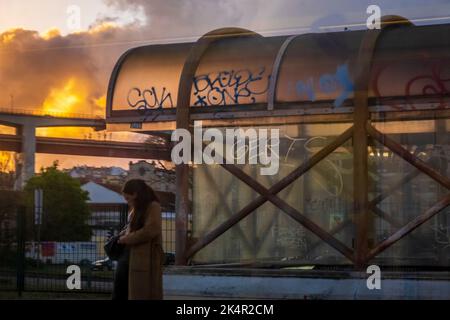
[91, 253, 174, 270]
[25, 241, 100, 265]
[91, 257, 116, 271]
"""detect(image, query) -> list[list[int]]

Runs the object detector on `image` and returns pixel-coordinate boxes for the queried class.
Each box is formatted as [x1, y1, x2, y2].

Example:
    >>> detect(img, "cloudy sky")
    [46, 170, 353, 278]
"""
[0, 0, 449, 171]
[1, 0, 449, 36]
[0, 0, 450, 37]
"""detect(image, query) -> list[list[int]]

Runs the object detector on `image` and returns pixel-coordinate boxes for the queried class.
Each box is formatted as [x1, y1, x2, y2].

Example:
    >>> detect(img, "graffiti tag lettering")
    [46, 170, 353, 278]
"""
[193, 67, 270, 107]
[295, 63, 354, 108]
[127, 87, 174, 110]
[373, 60, 450, 110]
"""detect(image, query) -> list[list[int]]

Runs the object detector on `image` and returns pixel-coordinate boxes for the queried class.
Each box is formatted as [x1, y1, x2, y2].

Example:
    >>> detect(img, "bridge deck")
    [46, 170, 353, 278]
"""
[0, 134, 171, 160]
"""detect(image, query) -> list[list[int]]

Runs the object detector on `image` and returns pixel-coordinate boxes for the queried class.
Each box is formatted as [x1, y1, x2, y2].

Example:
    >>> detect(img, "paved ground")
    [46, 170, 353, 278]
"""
[0, 291, 233, 300]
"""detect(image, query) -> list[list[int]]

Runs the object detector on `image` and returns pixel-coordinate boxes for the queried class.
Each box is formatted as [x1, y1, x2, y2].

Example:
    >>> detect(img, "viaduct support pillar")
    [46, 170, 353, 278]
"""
[14, 123, 36, 190]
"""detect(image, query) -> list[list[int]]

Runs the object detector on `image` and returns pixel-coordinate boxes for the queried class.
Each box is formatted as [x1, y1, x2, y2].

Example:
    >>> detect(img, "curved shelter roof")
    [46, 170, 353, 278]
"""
[106, 22, 450, 132]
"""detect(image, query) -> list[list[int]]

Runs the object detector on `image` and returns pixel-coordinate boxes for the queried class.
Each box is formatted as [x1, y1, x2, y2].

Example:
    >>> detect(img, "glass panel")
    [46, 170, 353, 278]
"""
[276, 31, 362, 107]
[112, 36, 284, 114]
[277, 24, 450, 114]
[192, 122, 354, 264]
[192, 163, 259, 239]
[112, 44, 190, 111]
[192, 118, 449, 267]
[369, 119, 450, 267]
[191, 35, 283, 107]
[192, 201, 348, 265]
[279, 137, 354, 258]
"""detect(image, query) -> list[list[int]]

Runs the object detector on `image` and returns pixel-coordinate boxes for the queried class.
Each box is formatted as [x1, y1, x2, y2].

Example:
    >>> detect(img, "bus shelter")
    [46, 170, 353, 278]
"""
[106, 16, 450, 271]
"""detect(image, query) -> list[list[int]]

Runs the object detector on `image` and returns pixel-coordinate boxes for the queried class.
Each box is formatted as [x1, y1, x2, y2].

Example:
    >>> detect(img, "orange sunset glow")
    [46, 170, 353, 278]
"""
[0, 151, 14, 172]
[0, 22, 151, 172]
[38, 77, 104, 139]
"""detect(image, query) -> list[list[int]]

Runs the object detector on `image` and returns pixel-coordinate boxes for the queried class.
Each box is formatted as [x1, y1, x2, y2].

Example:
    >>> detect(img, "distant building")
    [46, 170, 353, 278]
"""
[81, 181, 126, 205]
[81, 180, 126, 227]
[65, 166, 127, 186]
[127, 160, 175, 193]
[81, 181, 126, 256]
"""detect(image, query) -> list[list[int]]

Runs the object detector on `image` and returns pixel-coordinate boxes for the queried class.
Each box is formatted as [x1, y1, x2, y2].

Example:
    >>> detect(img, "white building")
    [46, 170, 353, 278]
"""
[127, 160, 175, 193]
[81, 181, 126, 205]
[81, 181, 127, 256]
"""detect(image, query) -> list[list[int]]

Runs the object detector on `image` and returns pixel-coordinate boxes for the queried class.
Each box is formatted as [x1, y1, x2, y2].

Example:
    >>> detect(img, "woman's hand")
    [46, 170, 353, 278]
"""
[118, 235, 128, 244]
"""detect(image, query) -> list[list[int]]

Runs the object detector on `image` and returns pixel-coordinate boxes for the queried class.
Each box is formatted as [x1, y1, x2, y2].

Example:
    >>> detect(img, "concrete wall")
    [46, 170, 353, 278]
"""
[163, 268, 450, 300]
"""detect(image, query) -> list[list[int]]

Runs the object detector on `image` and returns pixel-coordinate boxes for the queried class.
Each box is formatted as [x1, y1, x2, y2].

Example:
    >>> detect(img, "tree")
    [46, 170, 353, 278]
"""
[0, 190, 22, 243]
[0, 171, 14, 190]
[24, 161, 91, 241]
[0, 190, 22, 266]
[0, 152, 14, 189]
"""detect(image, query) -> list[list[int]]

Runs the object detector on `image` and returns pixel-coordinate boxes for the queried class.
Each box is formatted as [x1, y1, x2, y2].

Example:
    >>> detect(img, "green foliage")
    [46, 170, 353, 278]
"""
[0, 190, 22, 244]
[0, 172, 14, 189]
[24, 161, 91, 241]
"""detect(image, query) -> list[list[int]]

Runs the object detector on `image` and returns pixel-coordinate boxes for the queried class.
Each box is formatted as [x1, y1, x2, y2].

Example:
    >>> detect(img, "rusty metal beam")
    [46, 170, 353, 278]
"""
[369, 163, 424, 207]
[186, 191, 267, 258]
[186, 126, 354, 259]
[311, 148, 433, 253]
[367, 124, 450, 190]
[220, 163, 355, 262]
[370, 206, 430, 251]
[108, 107, 450, 133]
[0, 134, 171, 160]
[351, 15, 416, 269]
[200, 167, 255, 253]
[352, 28, 380, 268]
[365, 193, 450, 262]
[295, 219, 352, 259]
[175, 28, 262, 265]
[267, 35, 298, 110]
[303, 155, 431, 256]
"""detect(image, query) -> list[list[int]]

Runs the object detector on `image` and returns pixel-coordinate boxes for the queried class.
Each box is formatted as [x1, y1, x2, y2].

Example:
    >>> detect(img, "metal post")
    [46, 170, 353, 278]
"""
[352, 28, 381, 269]
[353, 16, 414, 267]
[352, 93, 370, 268]
[175, 28, 260, 265]
[34, 189, 43, 284]
[435, 118, 448, 264]
[16, 206, 26, 297]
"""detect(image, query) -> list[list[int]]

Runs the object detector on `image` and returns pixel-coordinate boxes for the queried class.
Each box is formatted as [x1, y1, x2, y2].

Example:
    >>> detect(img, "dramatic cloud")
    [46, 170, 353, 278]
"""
[105, 0, 450, 37]
[1, 0, 449, 117]
[0, 23, 136, 115]
[105, 0, 246, 39]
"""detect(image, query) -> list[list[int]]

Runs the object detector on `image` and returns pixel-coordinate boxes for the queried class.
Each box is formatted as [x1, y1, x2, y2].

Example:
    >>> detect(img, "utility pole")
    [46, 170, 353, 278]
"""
[34, 189, 43, 282]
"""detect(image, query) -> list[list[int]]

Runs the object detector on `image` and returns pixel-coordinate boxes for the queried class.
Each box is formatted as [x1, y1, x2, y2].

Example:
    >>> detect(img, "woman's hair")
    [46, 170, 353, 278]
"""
[122, 179, 159, 231]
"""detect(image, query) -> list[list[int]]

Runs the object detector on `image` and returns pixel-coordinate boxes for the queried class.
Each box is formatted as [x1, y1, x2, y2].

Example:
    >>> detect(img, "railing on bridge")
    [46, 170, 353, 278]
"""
[0, 107, 104, 120]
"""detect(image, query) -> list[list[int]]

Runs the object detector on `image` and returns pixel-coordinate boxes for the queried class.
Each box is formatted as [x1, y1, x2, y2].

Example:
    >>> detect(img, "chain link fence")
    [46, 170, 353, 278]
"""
[0, 200, 176, 296]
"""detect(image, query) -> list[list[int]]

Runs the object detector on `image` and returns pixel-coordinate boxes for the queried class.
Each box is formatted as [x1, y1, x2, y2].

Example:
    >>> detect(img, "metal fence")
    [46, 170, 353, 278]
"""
[0, 202, 176, 296]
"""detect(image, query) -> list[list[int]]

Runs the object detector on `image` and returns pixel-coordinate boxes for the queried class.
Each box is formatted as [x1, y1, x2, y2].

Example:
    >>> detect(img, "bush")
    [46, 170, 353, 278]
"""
[0, 248, 16, 267]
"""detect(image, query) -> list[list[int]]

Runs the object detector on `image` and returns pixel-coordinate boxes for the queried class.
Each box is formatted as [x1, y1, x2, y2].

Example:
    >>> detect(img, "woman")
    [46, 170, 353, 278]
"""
[112, 179, 164, 300]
